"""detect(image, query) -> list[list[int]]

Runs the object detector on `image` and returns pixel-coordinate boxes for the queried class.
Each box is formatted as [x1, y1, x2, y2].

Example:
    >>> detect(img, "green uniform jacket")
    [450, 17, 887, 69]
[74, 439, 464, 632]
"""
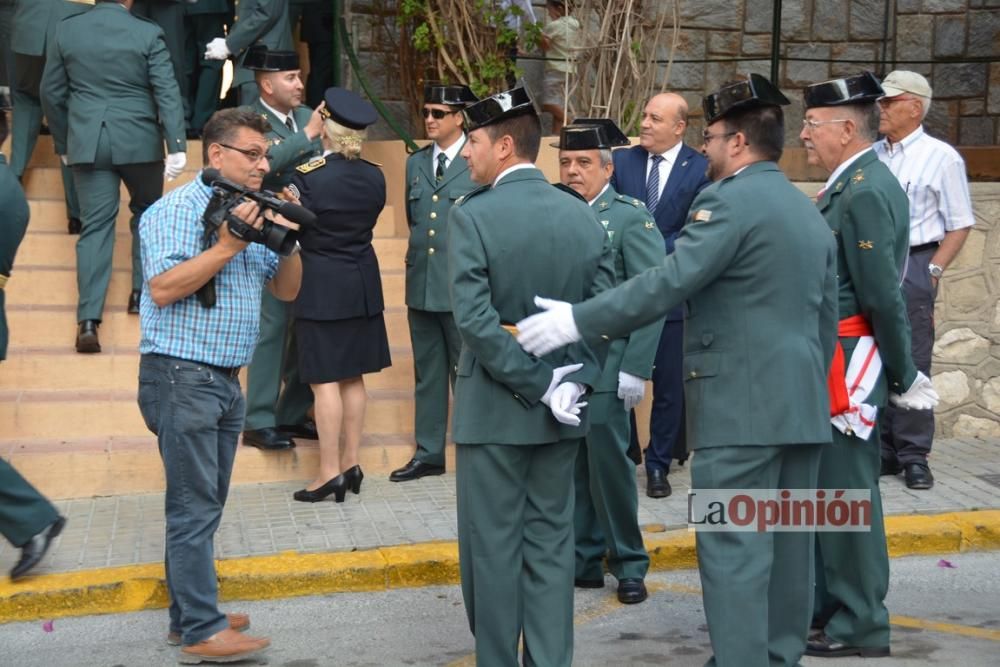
[251, 99, 321, 191]
[0, 154, 30, 360]
[590, 186, 664, 392]
[41, 2, 186, 164]
[11, 0, 89, 56]
[573, 161, 839, 450]
[404, 139, 477, 312]
[448, 168, 615, 445]
[226, 0, 292, 89]
[819, 149, 917, 398]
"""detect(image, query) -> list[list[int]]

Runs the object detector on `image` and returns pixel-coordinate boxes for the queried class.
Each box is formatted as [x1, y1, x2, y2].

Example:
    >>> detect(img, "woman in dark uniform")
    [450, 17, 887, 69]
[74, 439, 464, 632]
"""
[289, 87, 391, 502]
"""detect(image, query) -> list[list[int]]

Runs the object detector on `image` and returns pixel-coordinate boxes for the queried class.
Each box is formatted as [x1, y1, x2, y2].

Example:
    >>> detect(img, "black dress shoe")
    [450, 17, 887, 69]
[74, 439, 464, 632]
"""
[879, 458, 902, 477]
[904, 462, 934, 490]
[67, 217, 82, 234]
[574, 577, 604, 589]
[646, 468, 671, 498]
[617, 578, 648, 604]
[279, 421, 318, 440]
[127, 290, 140, 315]
[293, 474, 348, 503]
[10, 516, 67, 580]
[344, 465, 364, 494]
[389, 458, 445, 482]
[242, 427, 295, 450]
[806, 632, 890, 658]
[75, 320, 101, 353]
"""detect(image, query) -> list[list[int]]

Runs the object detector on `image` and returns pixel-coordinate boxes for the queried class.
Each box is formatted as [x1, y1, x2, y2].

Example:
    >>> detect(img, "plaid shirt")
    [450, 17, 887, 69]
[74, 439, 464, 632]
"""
[138, 173, 279, 367]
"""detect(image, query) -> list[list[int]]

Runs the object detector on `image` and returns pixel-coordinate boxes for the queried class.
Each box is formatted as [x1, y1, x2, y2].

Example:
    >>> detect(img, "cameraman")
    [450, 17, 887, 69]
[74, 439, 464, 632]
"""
[135, 107, 301, 663]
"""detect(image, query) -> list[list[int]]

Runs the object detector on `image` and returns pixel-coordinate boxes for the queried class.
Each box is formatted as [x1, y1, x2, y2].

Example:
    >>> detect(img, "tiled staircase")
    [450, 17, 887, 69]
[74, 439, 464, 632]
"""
[1, 136, 431, 500]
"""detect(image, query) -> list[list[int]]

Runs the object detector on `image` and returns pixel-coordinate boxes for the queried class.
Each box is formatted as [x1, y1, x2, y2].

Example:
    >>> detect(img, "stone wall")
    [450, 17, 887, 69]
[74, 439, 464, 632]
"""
[344, 1, 999, 147]
[933, 184, 1000, 437]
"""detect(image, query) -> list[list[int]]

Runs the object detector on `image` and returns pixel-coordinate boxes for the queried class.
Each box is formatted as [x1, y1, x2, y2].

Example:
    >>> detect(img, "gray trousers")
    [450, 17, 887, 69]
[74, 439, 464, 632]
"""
[880, 246, 936, 465]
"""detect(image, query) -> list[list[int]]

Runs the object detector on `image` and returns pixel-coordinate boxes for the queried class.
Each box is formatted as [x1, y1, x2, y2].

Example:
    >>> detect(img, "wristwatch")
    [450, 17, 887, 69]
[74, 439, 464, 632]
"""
[928, 263, 944, 279]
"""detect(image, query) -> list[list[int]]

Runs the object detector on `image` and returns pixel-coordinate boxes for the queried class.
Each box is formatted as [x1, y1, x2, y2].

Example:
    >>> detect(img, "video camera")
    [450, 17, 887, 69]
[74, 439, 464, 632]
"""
[195, 169, 316, 308]
[200, 168, 316, 256]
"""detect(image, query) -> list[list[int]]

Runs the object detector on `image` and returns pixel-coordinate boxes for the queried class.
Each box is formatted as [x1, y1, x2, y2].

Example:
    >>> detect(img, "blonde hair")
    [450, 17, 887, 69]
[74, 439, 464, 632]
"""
[322, 118, 365, 159]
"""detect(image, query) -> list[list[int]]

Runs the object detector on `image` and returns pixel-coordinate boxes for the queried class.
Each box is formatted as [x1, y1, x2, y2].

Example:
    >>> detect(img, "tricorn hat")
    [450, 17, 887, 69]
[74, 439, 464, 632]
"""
[424, 83, 478, 107]
[551, 118, 630, 150]
[703, 73, 790, 125]
[320, 87, 378, 130]
[463, 85, 536, 132]
[804, 72, 884, 109]
[244, 45, 300, 72]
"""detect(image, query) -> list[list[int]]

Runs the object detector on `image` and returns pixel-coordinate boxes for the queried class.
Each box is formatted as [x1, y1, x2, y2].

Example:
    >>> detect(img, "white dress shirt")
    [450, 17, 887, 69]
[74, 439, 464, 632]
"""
[432, 134, 466, 172]
[260, 99, 295, 132]
[873, 126, 975, 246]
[644, 141, 684, 204]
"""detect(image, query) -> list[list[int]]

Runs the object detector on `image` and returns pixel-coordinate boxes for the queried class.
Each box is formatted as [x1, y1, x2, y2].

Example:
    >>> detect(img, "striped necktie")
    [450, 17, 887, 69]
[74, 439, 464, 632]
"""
[285, 116, 295, 132]
[436, 153, 448, 182]
[646, 154, 664, 212]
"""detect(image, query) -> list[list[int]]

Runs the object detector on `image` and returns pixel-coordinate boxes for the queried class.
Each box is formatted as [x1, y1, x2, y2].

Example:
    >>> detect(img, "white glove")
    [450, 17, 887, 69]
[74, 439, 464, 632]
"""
[889, 371, 939, 411]
[549, 381, 587, 426]
[516, 296, 581, 356]
[540, 363, 583, 406]
[164, 152, 187, 181]
[617, 372, 645, 412]
[59, 155, 68, 166]
[204, 37, 230, 61]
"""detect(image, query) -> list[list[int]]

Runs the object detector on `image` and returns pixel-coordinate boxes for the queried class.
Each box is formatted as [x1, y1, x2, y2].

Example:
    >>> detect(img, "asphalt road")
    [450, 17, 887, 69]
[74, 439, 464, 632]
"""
[0, 552, 997, 666]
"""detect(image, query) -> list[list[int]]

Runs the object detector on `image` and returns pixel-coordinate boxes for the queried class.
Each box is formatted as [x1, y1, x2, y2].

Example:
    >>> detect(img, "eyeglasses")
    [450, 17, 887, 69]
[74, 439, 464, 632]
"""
[702, 130, 736, 145]
[801, 118, 850, 130]
[218, 143, 272, 163]
[422, 108, 460, 119]
[877, 96, 915, 108]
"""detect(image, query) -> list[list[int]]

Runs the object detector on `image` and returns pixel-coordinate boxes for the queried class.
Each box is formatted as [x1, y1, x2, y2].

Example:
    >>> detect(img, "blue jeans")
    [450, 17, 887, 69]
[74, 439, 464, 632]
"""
[137, 353, 244, 646]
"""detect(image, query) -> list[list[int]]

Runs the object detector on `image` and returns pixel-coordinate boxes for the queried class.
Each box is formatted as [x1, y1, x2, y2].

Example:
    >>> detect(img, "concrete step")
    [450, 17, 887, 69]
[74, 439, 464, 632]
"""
[4, 307, 412, 351]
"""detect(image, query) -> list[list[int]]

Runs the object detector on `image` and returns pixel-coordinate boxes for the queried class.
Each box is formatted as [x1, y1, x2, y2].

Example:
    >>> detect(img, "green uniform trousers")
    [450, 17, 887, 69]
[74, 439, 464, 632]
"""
[183, 12, 225, 132]
[71, 127, 162, 322]
[456, 439, 577, 667]
[0, 459, 59, 548]
[813, 426, 890, 648]
[692, 443, 822, 667]
[407, 307, 460, 467]
[244, 290, 312, 430]
[10, 52, 80, 218]
[573, 392, 649, 582]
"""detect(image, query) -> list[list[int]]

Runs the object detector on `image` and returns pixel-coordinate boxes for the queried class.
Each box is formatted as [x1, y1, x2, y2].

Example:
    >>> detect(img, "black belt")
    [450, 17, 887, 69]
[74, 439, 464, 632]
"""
[203, 362, 242, 379]
[909, 242, 939, 255]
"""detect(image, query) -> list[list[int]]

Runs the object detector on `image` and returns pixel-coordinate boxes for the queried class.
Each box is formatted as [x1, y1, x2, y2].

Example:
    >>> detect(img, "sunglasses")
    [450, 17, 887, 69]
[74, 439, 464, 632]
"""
[422, 108, 460, 120]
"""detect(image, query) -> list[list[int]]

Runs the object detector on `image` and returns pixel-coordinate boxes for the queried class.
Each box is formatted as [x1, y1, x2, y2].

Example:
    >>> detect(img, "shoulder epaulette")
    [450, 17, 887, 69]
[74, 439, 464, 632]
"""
[614, 194, 645, 209]
[553, 182, 586, 202]
[454, 184, 490, 206]
[296, 157, 326, 174]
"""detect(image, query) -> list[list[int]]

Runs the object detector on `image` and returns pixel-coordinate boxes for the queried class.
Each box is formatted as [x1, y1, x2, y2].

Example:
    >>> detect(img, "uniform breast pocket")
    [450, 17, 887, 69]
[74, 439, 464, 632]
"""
[409, 187, 424, 202]
[683, 351, 720, 383]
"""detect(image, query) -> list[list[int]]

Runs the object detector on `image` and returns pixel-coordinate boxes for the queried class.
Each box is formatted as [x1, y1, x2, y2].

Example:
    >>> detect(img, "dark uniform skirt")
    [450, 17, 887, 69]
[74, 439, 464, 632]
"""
[295, 314, 392, 385]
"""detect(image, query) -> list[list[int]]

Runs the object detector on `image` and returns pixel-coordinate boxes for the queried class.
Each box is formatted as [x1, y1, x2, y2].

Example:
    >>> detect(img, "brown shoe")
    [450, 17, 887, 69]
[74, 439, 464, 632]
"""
[178, 627, 269, 664]
[167, 612, 250, 646]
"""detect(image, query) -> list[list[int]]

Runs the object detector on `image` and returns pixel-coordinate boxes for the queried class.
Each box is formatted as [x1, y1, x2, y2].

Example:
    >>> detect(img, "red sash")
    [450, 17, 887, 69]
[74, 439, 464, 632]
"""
[827, 315, 873, 416]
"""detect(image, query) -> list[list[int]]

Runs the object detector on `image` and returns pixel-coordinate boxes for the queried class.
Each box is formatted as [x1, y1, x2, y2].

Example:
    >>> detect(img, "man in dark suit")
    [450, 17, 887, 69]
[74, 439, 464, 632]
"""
[390, 83, 477, 483]
[610, 92, 710, 498]
[517, 74, 840, 667]
[1, 92, 67, 581]
[42, 0, 186, 352]
[449, 85, 614, 667]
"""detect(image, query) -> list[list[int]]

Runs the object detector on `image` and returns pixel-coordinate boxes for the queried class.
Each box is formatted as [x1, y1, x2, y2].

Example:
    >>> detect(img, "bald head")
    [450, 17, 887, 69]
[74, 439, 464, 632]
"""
[640, 93, 688, 154]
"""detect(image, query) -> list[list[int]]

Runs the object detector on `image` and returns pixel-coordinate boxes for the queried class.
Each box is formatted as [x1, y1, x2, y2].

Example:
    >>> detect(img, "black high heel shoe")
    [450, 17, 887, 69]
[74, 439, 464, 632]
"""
[344, 465, 364, 494]
[293, 474, 348, 503]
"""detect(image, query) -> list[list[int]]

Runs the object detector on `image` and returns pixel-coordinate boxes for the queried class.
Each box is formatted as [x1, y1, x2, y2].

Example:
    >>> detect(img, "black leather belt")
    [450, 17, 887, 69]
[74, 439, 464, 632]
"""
[204, 363, 242, 378]
[909, 242, 939, 255]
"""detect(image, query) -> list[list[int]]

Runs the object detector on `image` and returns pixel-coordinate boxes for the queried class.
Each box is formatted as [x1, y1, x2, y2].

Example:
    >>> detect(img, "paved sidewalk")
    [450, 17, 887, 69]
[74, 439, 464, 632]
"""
[2, 437, 998, 576]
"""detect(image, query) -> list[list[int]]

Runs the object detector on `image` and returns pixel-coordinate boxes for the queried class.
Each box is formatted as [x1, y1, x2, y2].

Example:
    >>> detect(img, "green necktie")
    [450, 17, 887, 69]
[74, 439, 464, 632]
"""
[436, 153, 448, 182]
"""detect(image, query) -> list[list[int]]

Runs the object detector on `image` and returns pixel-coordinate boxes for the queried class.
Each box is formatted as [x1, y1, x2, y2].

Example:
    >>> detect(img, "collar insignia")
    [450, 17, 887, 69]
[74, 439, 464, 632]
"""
[858, 240, 874, 250]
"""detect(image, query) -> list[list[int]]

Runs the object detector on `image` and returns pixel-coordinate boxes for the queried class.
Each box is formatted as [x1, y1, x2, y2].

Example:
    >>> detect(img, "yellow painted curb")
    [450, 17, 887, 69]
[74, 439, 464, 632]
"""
[1, 510, 998, 625]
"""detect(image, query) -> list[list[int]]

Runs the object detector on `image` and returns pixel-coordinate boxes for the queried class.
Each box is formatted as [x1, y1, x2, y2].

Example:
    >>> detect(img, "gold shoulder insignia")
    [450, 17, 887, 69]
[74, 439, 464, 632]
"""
[644, 220, 656, 230]
[296, 157, 326, 174]
[858, 240, 874, 250]
[693, 209, 712, 222]
[260, 113, 269, 120]
[852, 169, 865, 184]
[599, 200, 610, 210]
[632, 198, 641, 206]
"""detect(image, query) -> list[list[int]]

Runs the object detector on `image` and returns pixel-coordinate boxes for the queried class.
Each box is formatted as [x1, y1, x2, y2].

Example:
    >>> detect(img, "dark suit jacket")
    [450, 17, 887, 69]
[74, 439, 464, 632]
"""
[611, 143, 710, 321]
[290, 153, 387, 321]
